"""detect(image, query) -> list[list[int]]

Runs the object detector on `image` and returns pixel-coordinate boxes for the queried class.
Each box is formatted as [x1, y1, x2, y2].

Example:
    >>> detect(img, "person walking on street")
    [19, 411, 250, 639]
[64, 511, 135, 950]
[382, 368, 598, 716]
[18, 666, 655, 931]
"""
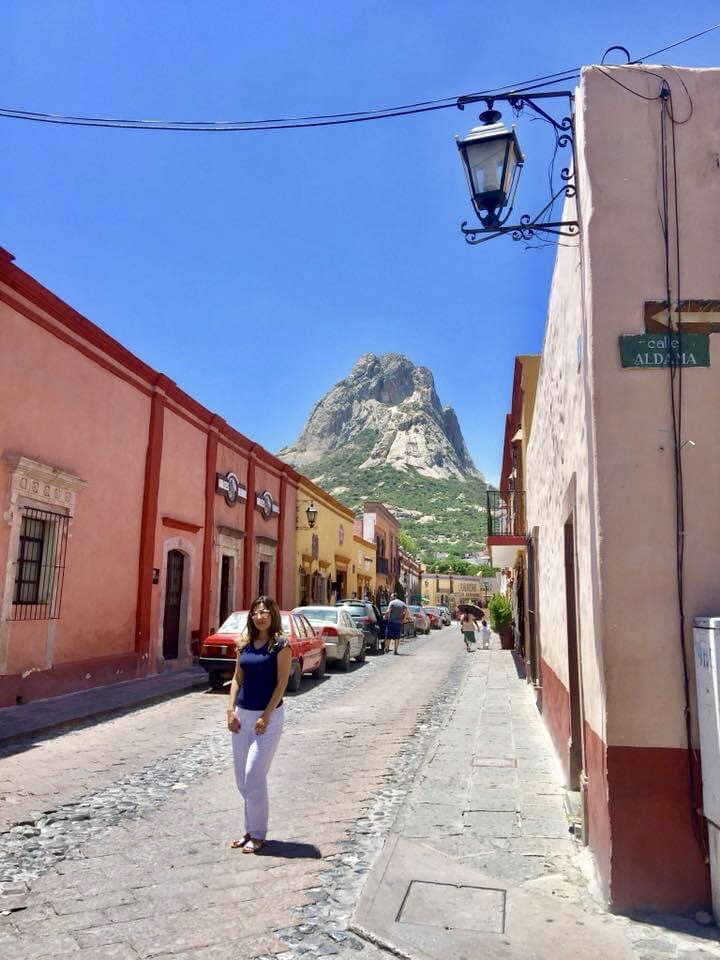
[384, 592, 410, 655]
[478, 617, 491, 651]
[227, 595, 291, 854]
[460, 609, 478, 652]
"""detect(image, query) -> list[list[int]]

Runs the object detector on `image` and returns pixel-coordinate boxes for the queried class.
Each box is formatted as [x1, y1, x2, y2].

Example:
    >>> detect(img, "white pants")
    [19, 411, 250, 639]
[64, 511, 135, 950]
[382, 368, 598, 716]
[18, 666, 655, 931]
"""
[231, 704, 284, 840]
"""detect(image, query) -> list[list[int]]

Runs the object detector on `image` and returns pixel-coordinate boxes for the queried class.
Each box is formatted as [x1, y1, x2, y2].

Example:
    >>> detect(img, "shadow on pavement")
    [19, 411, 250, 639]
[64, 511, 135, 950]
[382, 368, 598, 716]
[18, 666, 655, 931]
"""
[624, 912, 720, 943]
[511, 649, 527, 680]
[259, 839, 322, 859]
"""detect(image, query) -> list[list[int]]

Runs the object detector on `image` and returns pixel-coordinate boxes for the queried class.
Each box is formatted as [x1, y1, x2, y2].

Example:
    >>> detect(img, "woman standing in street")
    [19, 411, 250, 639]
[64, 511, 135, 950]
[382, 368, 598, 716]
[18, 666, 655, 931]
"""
[227, 595, 291, 853]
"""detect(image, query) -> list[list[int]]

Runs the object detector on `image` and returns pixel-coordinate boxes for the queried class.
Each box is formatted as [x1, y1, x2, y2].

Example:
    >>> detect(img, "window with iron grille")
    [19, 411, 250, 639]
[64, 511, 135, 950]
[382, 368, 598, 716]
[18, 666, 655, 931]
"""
[12, 507, 71, 620]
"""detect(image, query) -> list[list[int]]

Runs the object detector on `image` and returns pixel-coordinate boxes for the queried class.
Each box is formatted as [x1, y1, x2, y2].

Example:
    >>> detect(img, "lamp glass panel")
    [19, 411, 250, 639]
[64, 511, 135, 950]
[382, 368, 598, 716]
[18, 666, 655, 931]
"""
[466, 138, 509, 197]
[501, 140, 521, 195]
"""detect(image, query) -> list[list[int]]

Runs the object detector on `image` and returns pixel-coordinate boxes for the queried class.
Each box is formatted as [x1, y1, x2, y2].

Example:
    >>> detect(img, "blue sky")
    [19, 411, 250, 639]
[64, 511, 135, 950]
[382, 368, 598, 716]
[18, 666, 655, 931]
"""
[2, 4, 718, 485]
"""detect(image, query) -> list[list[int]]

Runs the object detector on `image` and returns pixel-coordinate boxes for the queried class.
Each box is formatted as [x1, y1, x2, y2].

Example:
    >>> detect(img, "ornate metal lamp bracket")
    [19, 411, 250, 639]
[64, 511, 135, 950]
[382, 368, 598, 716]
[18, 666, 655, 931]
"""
[457, 90, 579, 245]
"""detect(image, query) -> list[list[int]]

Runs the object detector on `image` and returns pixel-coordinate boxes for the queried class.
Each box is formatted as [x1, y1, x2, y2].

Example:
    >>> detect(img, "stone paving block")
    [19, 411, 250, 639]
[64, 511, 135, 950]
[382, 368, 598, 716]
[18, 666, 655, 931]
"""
[509, 836, 578, 857]
[73, 944, 139, 960]
[24, 908, 108, 936]
[461, 810, 517, 837]
[131, 915, 266, 957]
[52, 889, 137, 915]
[159, 933, 289, 959]
[521, 817, 574, 839]
[7, 932, 80, 960]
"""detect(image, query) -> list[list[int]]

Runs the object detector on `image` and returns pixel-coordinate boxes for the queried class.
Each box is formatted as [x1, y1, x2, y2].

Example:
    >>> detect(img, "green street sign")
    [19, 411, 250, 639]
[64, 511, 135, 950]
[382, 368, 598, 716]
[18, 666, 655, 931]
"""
[619, 333, 710, 368]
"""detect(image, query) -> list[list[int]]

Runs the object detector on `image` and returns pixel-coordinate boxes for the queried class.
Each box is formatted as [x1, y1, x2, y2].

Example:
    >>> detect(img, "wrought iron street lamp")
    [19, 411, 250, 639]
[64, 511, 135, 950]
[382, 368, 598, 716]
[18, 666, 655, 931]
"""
[455, 91, 579, 245]
[456, 107, 524, 230]
[305, 501, 318, 528]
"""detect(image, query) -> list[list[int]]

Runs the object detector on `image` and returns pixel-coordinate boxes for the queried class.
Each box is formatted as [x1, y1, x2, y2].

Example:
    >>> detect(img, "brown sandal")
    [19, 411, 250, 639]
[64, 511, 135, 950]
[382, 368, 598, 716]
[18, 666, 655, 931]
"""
[241, 838, 266, 854]
[230, 833, 250, 849]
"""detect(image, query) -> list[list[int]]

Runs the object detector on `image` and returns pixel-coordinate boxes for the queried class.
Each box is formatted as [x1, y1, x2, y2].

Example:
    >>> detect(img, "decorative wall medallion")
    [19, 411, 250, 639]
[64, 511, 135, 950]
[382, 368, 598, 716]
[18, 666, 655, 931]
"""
[216, 471, 246, 506]
[255, 490, 280, 521]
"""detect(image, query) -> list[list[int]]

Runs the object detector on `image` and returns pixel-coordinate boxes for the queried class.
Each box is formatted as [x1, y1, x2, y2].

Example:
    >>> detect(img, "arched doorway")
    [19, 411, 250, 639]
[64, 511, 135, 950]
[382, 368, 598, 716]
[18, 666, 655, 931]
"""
[163, 549, 184, 660]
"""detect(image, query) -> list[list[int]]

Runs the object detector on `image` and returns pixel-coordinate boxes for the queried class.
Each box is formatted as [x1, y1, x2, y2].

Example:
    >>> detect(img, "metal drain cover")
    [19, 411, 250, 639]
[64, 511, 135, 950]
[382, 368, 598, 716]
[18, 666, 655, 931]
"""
[398, 880, 506, 933]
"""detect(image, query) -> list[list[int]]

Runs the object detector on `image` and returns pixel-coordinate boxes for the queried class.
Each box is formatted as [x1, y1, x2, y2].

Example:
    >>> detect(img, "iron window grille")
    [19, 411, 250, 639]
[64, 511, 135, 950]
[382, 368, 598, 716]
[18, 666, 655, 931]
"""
[486, 489, 526, 537]
[12, 506, 71, 620]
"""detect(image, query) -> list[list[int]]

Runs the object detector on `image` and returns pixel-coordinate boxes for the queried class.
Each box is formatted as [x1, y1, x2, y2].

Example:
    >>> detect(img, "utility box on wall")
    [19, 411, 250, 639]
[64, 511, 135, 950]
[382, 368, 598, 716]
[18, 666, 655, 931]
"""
[693, 616, 720, 920]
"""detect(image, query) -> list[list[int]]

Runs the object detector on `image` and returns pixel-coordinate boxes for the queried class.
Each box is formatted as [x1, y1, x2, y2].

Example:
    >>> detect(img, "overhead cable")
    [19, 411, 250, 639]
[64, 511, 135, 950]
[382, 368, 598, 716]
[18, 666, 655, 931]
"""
[0, 23, 717, 133]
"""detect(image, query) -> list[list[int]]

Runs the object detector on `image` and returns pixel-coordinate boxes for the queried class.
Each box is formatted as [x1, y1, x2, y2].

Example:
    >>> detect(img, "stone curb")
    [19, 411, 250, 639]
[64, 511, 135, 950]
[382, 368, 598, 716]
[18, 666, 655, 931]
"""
[0, 667, 209, 746]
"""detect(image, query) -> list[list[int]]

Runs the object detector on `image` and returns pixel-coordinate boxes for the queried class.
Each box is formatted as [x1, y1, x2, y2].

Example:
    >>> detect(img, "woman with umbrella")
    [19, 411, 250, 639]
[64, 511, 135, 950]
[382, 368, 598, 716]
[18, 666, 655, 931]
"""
[458, 602, 482, 652]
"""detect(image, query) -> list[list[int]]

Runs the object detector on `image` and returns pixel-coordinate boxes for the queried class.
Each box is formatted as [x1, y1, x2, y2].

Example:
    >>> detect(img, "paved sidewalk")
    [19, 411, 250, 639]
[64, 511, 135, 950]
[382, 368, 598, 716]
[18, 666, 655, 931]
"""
[352, 638, 720, 960]
[0, 667, 208, 744]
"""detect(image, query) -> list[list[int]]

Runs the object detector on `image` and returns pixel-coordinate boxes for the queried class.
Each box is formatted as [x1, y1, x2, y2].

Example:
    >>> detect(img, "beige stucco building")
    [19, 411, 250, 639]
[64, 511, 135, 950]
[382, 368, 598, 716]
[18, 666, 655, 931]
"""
[358, 501, 400, 604]
[520, 65, 720, 911]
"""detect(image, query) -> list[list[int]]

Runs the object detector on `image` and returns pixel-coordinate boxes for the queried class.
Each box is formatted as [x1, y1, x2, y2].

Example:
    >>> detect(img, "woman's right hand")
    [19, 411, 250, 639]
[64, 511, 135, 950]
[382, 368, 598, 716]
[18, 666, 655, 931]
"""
[227, 710, 240, 733]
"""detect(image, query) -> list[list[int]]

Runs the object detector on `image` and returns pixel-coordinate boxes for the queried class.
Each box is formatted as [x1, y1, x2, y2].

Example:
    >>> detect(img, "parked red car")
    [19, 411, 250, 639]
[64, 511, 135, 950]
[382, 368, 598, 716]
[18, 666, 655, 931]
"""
[423, 607, 442, 629]
[198, 610, 325, 692]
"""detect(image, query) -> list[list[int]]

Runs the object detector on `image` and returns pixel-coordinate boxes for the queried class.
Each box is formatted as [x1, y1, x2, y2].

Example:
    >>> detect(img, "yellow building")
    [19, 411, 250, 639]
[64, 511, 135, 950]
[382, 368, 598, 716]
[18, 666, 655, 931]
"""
[421, 572, 491, 610]
[296, 476, 374, 605]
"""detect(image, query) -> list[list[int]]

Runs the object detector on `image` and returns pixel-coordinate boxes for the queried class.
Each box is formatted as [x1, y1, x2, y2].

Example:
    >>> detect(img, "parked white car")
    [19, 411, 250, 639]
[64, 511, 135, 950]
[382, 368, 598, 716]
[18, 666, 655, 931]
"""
[293, 606, 366, 670]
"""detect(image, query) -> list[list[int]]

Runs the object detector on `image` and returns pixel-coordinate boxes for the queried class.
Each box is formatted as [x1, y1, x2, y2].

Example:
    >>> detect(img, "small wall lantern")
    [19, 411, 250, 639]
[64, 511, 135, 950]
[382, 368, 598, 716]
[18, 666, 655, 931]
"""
[306, 501, 318, 528]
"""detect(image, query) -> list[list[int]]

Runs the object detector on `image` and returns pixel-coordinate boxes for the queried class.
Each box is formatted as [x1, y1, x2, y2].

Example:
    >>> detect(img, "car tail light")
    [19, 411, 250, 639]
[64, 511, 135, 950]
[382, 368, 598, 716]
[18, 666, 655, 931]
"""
[361, 616, 372, 624]
[321, 626, 338, 637]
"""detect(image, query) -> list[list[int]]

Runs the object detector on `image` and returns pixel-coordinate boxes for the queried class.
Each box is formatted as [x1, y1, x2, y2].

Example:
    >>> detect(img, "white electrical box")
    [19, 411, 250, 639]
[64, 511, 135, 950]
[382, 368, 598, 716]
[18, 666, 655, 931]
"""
[693, 616, 720, 922]
[694, 617, 720, 825]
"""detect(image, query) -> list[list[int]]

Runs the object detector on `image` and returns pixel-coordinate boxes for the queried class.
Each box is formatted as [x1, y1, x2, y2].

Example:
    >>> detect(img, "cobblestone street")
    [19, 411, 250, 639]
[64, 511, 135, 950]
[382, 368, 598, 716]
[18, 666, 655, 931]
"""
[1, 628, 720, 960]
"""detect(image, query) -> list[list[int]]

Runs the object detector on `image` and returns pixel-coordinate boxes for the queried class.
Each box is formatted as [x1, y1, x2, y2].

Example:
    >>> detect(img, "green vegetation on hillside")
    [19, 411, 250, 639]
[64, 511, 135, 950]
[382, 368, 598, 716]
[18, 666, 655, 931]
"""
[300, 429, 488, 557]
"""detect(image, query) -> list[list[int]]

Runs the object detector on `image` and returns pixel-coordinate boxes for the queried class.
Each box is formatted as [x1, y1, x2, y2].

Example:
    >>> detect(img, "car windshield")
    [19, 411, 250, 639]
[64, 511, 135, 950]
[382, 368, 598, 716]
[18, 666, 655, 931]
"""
[217, 611, 290, 634]
[299, 608, 338, 623]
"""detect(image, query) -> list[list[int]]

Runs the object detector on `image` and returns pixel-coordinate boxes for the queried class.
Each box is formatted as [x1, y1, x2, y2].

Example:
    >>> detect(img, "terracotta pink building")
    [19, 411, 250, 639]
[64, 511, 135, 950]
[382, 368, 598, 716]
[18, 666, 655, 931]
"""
[519, 65, 720, 911]
[0, 248, 299, 707]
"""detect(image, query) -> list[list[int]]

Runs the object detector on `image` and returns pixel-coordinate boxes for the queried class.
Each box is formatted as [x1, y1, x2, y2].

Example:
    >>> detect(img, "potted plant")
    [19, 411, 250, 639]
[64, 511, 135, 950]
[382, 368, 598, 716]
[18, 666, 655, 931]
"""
[487, 593, 514, 650]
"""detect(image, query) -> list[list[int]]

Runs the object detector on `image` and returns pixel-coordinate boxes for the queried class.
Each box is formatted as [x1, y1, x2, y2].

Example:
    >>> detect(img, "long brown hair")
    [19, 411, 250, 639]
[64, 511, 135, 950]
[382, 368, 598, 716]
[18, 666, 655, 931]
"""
[237, 596, 283, 651]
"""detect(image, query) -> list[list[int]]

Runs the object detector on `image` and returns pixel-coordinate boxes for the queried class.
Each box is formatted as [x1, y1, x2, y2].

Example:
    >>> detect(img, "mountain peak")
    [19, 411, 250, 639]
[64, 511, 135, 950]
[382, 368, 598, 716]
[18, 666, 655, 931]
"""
[279, 353, 480, 482]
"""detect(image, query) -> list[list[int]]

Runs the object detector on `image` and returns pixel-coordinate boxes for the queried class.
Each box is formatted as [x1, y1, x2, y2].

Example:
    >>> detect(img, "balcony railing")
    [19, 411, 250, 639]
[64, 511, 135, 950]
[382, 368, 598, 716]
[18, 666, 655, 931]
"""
[486, 489, 526, 537]
[376, 556, 390, 575]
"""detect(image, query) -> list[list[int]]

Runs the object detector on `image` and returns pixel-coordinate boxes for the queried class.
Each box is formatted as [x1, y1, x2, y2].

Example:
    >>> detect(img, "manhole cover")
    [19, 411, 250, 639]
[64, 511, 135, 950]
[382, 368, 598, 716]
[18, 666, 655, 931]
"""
[471, 756, 517, 767]
[398, 880, 506, 934]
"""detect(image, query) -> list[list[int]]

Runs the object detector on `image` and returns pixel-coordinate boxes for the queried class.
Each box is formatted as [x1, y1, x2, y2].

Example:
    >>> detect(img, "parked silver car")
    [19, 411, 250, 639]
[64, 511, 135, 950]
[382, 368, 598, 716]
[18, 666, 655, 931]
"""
[294, 605, 366, 670]
[408, 605, 431, 635]
[436, 606, 452, 625]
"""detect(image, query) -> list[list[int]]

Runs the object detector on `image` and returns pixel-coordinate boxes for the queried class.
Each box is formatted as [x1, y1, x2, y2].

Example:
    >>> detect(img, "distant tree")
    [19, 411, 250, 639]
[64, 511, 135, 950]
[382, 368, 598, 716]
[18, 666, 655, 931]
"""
[479, 563, 497, 577]
[398, 530, 420, 557]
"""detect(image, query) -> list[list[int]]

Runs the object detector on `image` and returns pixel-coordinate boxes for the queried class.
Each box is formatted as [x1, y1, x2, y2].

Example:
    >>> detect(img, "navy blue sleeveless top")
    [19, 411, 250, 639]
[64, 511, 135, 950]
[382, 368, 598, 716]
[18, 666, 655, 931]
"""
[237, 637, 287, 710]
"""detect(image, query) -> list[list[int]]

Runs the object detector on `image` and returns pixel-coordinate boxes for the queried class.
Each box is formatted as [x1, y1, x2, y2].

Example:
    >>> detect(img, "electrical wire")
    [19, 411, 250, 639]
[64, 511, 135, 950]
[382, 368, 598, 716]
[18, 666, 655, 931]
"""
[0, 22, 716, 133]
[658, 83, 708, 860]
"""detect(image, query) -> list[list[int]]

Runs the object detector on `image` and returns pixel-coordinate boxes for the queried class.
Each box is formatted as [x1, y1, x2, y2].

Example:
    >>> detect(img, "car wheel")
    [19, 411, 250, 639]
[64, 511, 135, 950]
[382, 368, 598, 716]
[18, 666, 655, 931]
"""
[209, 671, 224, 691]
[287, 661, 302, 692]
[425, 627, 430, 635]
[311, 652, 326, 679]
[338, 642, 350, 672]
[356, 639, 366, 663]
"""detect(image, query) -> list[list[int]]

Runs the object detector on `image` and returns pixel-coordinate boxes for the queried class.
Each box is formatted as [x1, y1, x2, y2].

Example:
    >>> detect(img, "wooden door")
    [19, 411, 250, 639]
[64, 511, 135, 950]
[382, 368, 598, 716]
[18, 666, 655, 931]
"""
[163, 550, 184, 660]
